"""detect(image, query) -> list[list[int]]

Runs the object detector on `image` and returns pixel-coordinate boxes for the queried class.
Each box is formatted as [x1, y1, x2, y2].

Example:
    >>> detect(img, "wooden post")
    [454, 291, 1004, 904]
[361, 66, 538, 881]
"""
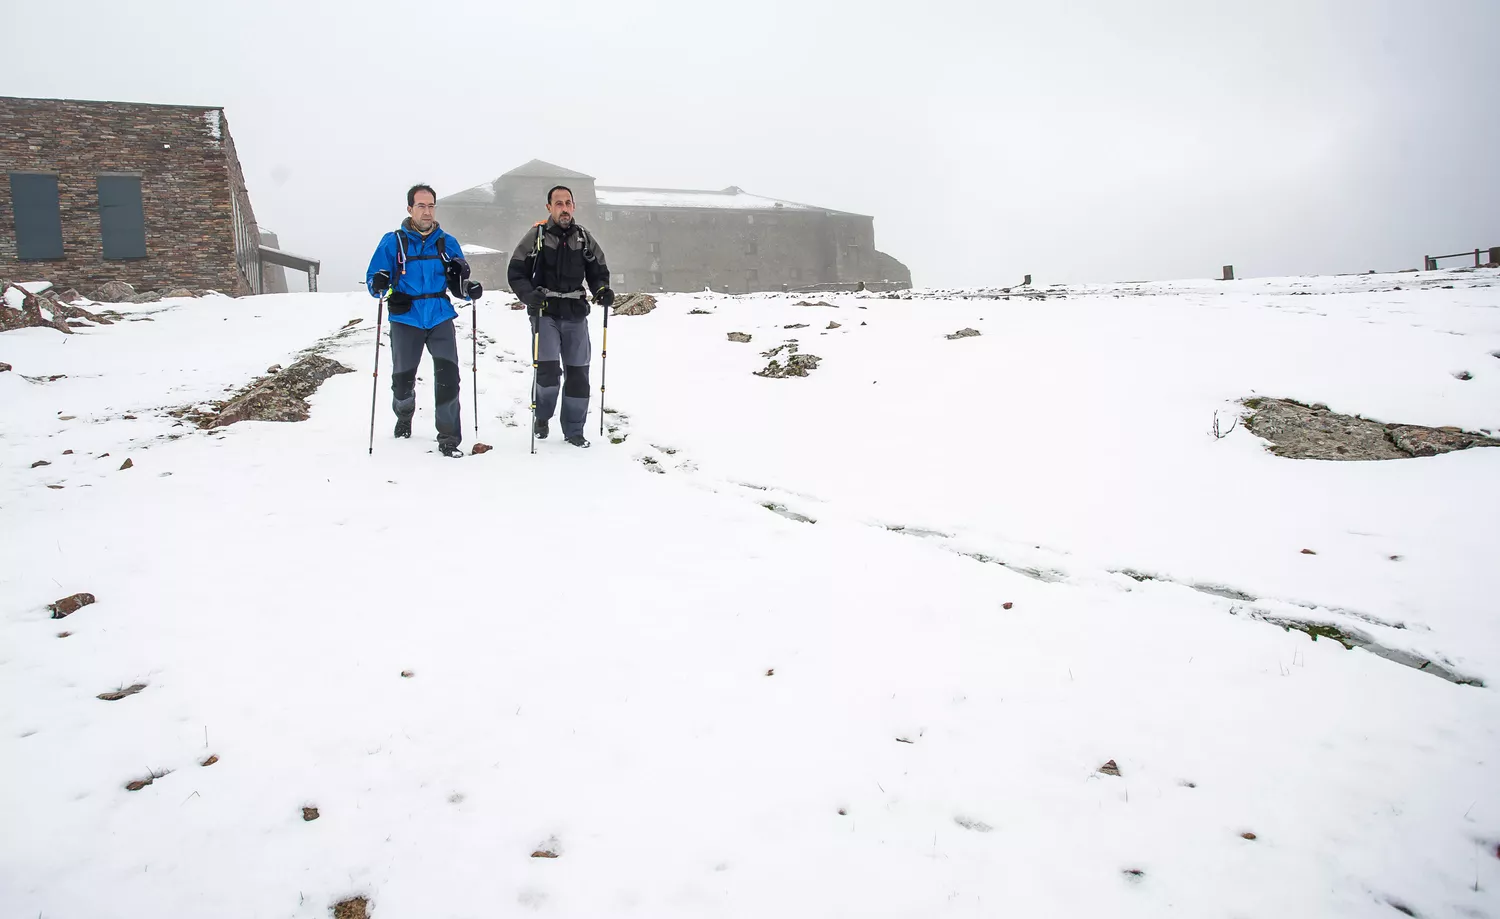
[1489, 247, 1500, 266]
[1424, 255, 1435, 271]
[1476, 249, 1483, 268]
[1222, 265, 1234, 281]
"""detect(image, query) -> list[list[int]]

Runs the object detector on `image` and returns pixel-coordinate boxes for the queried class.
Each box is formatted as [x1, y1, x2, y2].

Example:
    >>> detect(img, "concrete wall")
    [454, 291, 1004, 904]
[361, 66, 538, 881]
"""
[0, 96, 257, 295]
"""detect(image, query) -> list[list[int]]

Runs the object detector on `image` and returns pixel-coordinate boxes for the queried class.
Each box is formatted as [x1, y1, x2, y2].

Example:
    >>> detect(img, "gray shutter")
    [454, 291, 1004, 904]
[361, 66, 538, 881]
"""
[8, 173, 65, 260]
[99, 175, 147, 259]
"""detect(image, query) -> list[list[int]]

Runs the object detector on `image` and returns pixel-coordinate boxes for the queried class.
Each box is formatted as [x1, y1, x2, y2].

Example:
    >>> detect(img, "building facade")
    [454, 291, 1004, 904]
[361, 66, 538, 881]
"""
[0, 96, 264, 295]
[437, 160, 911, 295]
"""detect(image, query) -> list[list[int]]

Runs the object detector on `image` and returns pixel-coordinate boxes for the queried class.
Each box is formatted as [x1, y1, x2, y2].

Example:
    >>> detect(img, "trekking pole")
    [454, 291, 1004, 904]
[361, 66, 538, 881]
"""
[530, 313, 540, 455]
[367, 293, 386, 455]
[470, 293, 479, 439]
[599, 298, 610, 437]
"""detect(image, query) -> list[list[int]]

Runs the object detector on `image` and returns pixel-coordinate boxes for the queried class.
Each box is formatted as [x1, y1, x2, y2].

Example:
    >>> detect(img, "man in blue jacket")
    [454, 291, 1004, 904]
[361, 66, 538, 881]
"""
[366, 184, 478, 457]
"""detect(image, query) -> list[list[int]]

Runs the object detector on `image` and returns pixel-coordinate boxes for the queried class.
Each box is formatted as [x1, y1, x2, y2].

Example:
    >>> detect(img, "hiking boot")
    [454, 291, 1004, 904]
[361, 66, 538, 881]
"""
[394, 416, 412, 438]
[438, 441, 463, 458]
[534, 418, 549, 439]
[565, 433, 591, 448]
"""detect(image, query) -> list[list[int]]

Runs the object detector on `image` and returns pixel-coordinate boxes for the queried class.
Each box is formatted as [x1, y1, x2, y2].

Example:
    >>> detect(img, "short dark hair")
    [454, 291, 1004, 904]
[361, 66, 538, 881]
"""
[547, 185, 573, 205]
[407, 184, 437, 207]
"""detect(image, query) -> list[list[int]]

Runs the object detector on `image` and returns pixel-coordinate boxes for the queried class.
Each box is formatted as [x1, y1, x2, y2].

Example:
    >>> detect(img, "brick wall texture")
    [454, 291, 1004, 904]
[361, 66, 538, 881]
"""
[0, 96, 260, 295]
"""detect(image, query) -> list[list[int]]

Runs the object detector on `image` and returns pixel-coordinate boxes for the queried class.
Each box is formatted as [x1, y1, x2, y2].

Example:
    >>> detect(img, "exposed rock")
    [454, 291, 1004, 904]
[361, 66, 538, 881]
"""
[54, 289, 84, 304]
[98, 682, 147, 701]
[200, 755, 219, 766]
[727, 332, 752, 343]
[688, 308, 712, 315]
[754, 340, 822, 379]
[795, 300, 835, 307]
[784, 323, 810, 329]
[1003, 602, 1014, 610]
[333, 897, 369, 919]
[1243, 397, 1499, 460]
[49, 592, 96, 618]
[162, 288, 196, 299]
[471, 443, 493, 455]
[191, 355, 355, 429]
[266, 364, 283, 374]
[827, 321, 842, 329]
[302, 806, 320, 821]
[90, 281, 137, 302]
[341, 317, 363, 330]
[31, 460, 50, 468]
[0, 362, 10, 372]
[119, 458, 133, 470]
[129, 291, 164, 304]
[2, 281, 113, 334]
[610, 293, 657, 316]
[1098, 759, 1122, 777]
[946, 328, 981, 340]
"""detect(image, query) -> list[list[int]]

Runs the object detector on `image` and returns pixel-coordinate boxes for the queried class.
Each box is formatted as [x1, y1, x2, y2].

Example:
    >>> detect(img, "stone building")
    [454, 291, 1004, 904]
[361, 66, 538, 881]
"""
[0, 96, 310, 295]
[437, 160, 911, 295]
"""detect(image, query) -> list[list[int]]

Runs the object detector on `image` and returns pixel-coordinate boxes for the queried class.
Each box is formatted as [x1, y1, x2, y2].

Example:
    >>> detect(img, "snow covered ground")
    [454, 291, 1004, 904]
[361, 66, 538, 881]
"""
[2, 271, 1498, 918]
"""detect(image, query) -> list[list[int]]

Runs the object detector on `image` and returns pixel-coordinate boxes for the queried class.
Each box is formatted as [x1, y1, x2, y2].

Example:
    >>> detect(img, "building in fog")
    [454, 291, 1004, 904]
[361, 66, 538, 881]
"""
[437, 159, 910, 295]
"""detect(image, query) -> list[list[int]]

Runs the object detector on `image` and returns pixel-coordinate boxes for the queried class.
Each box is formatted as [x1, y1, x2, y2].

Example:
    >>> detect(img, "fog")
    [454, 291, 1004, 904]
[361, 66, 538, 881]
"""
[6, 0, 1497, 290]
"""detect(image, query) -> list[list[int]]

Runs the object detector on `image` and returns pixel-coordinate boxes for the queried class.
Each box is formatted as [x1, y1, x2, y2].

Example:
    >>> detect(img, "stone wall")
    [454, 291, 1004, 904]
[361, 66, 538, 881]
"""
[437, 164, 912, 295]
[0, 96, 255, 295]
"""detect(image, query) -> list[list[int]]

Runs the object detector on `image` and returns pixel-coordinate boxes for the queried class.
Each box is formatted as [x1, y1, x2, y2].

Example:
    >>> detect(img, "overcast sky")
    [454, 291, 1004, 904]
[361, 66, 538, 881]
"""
[6, 0, 1497, 290]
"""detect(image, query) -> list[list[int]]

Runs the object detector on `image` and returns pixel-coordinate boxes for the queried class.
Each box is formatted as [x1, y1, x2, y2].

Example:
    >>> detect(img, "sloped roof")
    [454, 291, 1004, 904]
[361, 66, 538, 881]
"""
[501, 159, 596, 180]
[595, 185, 864, 217]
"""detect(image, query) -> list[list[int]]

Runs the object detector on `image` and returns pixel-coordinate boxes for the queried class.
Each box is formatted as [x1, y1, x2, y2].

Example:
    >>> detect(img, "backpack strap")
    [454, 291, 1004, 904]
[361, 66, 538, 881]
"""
[393, 229, 408, 279]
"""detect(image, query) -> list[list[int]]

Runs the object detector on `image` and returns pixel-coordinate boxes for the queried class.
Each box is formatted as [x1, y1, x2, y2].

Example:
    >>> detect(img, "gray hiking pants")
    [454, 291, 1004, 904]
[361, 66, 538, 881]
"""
[391, 318, 462, 448]
[532, 315, 591, 438]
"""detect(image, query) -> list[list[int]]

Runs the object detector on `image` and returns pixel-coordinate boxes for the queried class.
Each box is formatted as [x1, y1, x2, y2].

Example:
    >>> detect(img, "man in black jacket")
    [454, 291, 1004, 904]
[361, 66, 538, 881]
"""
[507, 185, 613, 448]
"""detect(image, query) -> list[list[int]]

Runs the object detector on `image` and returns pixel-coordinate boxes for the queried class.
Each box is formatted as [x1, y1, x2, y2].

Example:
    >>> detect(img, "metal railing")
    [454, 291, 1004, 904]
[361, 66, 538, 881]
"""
[1424, 247, 1499, 271]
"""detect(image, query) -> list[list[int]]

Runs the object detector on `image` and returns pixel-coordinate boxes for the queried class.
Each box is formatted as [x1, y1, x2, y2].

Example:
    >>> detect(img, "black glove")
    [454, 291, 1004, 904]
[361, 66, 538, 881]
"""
[462, 280, 483, 301]
[370, 271, 391, 296]
[594, 286, 615, 308]
[524, 288, 546, 316]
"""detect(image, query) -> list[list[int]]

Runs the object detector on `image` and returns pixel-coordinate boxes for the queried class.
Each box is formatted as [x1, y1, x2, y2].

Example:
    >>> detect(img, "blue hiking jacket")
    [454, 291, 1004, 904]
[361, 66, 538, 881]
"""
[366, 222, 465, 330]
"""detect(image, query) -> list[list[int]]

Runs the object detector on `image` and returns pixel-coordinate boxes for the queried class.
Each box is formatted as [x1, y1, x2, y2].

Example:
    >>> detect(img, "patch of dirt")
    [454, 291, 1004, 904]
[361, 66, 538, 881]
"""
[1242, 397, 1498, 460]
[946, 328, 981, 340]
[49, 592, 96, 618]
[611, 293, 657, 316]
[727, 332, 752, 343]
[182, 355, 355, 429]
[332, 896, 370, 919]
[97, 683, 147, 701]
